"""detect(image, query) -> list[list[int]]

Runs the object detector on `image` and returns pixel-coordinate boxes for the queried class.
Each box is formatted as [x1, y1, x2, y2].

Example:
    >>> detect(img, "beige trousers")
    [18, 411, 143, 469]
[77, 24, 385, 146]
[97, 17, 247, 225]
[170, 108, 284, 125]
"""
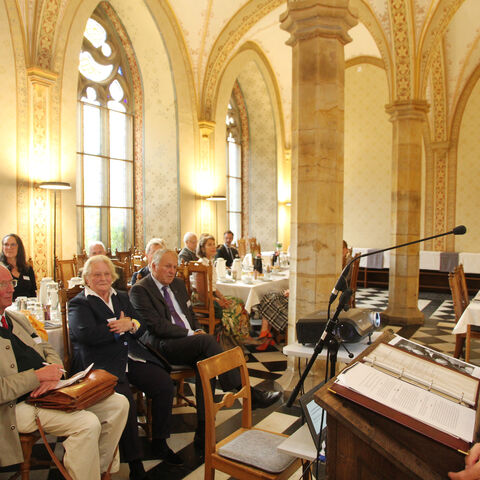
[15, 392, 129, 480]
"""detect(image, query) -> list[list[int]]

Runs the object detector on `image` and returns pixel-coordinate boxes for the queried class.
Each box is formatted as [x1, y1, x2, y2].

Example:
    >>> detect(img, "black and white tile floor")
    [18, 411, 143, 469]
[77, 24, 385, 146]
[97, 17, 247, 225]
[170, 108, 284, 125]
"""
[2, 287, 476, 480]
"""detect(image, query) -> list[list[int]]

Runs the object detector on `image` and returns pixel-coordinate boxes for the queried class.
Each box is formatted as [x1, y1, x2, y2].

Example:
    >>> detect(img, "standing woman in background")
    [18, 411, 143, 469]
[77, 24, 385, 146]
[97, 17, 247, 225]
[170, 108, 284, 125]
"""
[1, 233, 36, 299]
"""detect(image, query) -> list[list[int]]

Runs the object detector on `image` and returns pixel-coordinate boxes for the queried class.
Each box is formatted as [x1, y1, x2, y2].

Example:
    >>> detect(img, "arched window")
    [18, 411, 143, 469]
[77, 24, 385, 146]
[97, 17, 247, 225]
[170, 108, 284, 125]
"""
[226, 96, 242, 239]
[77, 11, 134, 253]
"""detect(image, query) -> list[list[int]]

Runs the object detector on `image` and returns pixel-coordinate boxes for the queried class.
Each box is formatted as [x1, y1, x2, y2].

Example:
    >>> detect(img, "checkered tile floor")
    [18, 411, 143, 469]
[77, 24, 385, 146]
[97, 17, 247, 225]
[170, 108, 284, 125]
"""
[2, 287, 476, 480]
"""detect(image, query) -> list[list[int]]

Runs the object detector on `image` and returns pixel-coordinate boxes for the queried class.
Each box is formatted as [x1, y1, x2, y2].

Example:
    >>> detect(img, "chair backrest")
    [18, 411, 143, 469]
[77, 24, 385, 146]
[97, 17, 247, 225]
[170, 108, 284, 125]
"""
[185, 261, 218, 334]
[237, 238, 247, 258]
[58, 285, 83, 374]
[73, 252, 88, 271]
[197, 347, 252, 455]
[454, 264, 469, 310]
[249, 237, 261, 257]
[115, 247, 133, 263]
[112, 258, 131, 282]
[449, 272, 466, 323]
[55, 258, 76, 288]
[349, 253, 361, 308]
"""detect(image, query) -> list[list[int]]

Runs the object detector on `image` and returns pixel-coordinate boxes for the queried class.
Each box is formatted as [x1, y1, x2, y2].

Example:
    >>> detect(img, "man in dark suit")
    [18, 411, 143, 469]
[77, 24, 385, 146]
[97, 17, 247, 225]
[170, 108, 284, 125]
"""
[215, 230, 239, 267]
[129, 249, 281, 449]
[178, 232, 198, 264]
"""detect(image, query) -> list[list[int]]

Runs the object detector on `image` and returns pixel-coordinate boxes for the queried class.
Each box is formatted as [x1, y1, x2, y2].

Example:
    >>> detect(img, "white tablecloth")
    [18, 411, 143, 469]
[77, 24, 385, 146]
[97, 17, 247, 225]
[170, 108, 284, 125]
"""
[453, 293, 480, 335]
[459, 253, 480, 274]
[46, 326, 64, 358]
[216, 271, 289, 313]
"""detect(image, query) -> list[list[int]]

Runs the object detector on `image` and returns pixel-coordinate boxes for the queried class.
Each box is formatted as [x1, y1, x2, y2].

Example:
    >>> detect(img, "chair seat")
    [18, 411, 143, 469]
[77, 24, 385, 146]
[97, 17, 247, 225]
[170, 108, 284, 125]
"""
[217, 429, 296, 473]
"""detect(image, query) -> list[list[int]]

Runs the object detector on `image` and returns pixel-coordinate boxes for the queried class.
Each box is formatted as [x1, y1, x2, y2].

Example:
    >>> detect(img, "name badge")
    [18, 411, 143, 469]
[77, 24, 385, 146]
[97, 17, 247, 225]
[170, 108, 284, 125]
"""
[187, 300, 192, 307]
[23, 275, 30, 280]
[34, 336, 42, 344]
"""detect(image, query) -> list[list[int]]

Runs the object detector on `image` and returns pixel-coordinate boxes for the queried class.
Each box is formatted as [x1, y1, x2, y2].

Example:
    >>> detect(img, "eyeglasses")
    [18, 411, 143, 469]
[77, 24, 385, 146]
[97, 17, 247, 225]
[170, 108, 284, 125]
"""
[0, 280, 18, 289]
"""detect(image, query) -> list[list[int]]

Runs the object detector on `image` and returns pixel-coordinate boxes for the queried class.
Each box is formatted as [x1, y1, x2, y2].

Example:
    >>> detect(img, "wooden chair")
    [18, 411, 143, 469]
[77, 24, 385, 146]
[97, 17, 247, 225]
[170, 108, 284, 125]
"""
[73, 252, 87, 272]
[185, 261, 220, 335]
[10, 432, 41, 480]
[237, 238, 247, 258]
[58, 285, 83, 374]
[197, 347, 300, 480]
[349, 253, 361, 308]
[454, 264, 470, 311]
[55, 258, 76, 288]
[249, 238, 261, 257]
[115, 247, 133, 263]
[112, 259, 131, 287]
[449, 272, 467, 359]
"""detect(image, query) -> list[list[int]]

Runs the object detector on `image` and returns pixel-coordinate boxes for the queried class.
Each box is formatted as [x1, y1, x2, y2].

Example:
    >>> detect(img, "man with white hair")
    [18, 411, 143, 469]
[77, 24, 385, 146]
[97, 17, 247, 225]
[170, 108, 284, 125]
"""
[0, 264, 128, 479]
[178, 232, 198, 264]
[87, 241, 127, 291]
[131, 238, 166, 285]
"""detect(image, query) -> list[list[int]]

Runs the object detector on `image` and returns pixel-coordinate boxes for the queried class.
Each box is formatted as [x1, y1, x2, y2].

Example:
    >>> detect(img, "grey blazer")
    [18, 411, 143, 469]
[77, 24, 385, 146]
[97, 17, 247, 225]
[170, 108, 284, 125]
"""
[129, 275, 199, 350]
[0, 310, 62, 467]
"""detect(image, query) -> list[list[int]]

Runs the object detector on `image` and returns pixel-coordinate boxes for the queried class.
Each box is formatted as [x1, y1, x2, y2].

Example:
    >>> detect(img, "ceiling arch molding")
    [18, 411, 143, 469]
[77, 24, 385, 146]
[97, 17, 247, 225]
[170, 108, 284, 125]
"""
[417, 0, 465, 97]
[214, 41, 286, 153]
[201, 0, 284, 121]
[351, 0, 394, 101]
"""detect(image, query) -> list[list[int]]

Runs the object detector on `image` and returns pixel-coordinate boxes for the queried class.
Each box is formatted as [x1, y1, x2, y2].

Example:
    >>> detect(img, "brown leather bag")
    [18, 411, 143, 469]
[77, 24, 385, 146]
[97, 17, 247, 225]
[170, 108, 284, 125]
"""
[27, 369, 118, 412]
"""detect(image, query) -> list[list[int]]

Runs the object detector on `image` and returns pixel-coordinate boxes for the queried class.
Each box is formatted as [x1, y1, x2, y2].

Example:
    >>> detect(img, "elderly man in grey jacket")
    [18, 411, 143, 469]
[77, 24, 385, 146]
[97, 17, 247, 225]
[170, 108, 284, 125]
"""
[0, 264, 128, 479]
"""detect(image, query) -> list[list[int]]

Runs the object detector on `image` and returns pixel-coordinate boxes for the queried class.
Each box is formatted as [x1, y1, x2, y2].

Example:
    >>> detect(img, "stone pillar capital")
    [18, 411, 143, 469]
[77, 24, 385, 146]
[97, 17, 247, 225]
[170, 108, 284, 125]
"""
[27, 67, 58, 87]
[199, 120, 216, 138]
[280, 0, 358, 46]
[385, 99, 429, 122]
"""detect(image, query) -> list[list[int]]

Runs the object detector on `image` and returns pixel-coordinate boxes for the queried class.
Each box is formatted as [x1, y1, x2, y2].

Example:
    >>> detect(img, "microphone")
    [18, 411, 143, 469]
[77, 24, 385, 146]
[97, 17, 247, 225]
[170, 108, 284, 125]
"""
[330, 225, 467, 305]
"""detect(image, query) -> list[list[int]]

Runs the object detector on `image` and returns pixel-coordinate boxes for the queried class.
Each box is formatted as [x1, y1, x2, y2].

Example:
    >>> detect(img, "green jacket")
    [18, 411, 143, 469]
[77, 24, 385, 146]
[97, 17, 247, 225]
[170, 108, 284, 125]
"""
[0, 309, 62, 467]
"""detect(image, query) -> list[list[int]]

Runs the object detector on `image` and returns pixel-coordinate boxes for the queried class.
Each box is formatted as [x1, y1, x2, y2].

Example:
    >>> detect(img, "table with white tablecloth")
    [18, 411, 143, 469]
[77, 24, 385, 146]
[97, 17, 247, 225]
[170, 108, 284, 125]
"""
[453, 292, 480, 335]
[216, 271, 289, 313]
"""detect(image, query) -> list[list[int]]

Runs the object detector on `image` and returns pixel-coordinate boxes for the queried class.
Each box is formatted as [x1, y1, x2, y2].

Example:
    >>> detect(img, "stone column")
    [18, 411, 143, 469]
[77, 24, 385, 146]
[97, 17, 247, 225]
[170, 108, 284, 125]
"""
[383, 100, 429, 325]
[280, 1, 357, 340]
[25, 67, 58, 280]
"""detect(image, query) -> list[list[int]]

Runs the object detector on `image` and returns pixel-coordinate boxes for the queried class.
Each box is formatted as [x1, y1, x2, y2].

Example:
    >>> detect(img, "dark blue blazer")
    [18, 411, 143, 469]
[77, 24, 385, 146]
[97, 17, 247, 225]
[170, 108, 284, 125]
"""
[68, 290, 164, 382]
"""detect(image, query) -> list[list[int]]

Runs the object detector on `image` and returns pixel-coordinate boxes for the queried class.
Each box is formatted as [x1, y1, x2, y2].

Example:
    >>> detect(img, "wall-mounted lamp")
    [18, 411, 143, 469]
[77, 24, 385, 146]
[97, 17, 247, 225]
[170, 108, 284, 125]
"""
[39, 181, 72, 281]
[205, 195, 226, 201]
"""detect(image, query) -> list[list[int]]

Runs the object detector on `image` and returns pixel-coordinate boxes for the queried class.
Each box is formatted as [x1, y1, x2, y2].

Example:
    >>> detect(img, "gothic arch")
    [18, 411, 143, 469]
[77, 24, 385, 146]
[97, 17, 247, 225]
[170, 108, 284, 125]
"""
[201, 0, 284, 120]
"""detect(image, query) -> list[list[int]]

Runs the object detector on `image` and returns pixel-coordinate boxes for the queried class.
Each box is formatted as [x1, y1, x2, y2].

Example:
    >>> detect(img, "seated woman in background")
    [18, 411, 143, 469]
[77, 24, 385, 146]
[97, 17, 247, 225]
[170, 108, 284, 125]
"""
[196, 233, 250, 348]
[256, 289, 289, 351]
[1, 233, 36, 299]
[68, 255, 181, 480]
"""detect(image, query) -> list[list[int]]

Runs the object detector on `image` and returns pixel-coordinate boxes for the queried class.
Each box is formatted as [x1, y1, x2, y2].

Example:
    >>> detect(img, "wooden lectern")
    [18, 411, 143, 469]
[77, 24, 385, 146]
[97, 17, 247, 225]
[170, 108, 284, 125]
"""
[314, 331, 472, 480]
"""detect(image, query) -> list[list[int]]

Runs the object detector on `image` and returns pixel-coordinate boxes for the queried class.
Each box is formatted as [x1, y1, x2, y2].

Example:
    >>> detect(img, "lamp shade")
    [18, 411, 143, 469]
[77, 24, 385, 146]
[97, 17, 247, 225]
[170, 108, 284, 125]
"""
[38, 181, 71, 190]
[205, 195, 226, 201]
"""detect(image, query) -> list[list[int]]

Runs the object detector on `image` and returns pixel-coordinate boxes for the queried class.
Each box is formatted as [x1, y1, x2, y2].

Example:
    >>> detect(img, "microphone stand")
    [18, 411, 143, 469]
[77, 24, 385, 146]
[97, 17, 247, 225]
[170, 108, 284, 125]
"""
[286, 225, 466, 407]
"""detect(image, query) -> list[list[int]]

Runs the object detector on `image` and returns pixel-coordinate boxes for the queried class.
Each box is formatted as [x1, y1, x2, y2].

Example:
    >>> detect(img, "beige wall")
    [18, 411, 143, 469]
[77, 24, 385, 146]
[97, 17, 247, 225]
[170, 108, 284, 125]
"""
[456, 78, 480, 252]
[0, 0, 19, 238]
[344, 63, 392, 249]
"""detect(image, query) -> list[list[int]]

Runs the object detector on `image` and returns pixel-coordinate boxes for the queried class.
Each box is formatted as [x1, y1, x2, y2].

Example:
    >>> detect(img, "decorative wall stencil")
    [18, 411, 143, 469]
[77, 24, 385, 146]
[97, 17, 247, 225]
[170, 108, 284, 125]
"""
[455, 77, 480, 253]
[101, 2, 145, 248]
[389, 0, 412, 100]
[237, 62, 277, 250]
[232, 81, 249, 238]
[344, 63, 391, 248]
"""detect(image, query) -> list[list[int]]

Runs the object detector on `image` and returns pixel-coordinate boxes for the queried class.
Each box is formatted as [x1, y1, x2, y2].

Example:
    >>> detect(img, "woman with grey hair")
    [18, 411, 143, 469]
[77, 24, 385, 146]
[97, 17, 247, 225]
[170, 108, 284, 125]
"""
[69, 255, 181, 479]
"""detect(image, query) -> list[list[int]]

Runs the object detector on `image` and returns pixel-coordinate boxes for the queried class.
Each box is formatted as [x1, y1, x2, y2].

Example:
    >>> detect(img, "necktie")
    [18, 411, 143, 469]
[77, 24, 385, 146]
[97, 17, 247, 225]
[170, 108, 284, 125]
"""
[162, 286, 186, 329]
[1, 314, 8, 329]
[227, 247, 233, 262]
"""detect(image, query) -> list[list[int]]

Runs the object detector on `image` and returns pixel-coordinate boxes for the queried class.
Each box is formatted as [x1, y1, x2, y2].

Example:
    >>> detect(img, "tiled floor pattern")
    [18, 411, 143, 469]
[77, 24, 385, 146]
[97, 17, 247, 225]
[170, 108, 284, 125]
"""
[2, 287, 476, 480]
